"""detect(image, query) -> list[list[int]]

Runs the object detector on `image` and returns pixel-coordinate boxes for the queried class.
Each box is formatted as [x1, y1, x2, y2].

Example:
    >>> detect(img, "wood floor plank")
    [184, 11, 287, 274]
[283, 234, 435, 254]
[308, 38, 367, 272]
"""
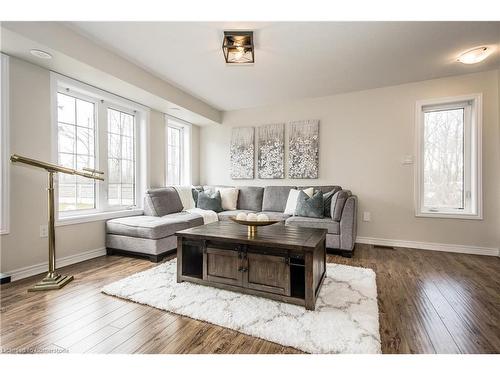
[2, 245, 499, 354]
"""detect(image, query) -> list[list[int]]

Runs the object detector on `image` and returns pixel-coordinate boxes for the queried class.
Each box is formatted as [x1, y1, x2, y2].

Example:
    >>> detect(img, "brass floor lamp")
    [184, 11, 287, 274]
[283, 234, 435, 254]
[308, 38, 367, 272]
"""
[10, 154, 104, 292]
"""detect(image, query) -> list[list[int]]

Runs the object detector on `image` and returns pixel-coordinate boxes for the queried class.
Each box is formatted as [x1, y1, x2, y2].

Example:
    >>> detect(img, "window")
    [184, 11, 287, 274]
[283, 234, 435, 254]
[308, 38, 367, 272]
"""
[107, 108, 136, 207]
[167, 125, 182, 185]
[166, 118, 191, 186]
[57, 92, 97, 212]
[52, 73, 147, 223]
[0, 53, 9, 235]
[415, 94, 482, 219]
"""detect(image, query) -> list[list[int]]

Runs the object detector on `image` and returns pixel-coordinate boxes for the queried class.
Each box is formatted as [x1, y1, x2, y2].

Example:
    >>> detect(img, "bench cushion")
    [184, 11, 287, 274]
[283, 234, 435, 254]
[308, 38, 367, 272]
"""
[286, 216, 340, 234]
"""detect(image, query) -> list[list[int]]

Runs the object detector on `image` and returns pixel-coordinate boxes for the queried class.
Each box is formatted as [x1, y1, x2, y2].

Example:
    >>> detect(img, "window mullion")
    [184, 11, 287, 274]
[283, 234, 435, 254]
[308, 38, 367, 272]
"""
[463, 104, 473, 213]
[98, 102, 108, 212]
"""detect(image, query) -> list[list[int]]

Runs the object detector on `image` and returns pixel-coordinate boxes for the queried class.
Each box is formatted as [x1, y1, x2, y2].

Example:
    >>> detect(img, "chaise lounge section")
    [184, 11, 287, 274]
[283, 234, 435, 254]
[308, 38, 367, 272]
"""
[106, 184, 357, 261]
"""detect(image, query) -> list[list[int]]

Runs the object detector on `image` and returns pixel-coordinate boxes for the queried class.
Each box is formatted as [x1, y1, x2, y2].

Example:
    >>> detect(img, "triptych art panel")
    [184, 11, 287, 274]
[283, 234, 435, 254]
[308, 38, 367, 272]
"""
[288, 120, 319, 179]
[230, 120, 319, 180]
[257, 123, 285, 179]
[230, 127, 255, 179]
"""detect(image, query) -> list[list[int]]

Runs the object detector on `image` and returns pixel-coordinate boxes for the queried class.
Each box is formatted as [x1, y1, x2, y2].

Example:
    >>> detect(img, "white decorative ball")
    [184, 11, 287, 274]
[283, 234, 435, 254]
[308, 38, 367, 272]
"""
[236, 212, 247, 221]
[257, 214, 270, 222]
[246, 213, 258, 221]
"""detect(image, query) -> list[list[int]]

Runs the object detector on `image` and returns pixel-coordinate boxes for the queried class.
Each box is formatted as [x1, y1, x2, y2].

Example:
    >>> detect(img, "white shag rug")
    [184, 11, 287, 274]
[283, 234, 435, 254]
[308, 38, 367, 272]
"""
[102, 259, 381, 354]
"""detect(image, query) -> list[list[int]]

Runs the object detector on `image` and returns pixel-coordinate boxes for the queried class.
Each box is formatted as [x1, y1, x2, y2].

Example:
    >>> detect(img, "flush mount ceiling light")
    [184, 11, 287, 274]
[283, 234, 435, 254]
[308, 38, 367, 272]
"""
[457, 46, 491, 64]
[222, 31, 254, 64]
[30, 49, 52, 59]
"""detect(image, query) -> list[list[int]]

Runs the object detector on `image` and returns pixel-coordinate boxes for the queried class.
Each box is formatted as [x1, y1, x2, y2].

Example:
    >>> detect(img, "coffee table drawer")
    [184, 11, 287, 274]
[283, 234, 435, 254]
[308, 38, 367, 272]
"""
[245, 253, 291, 296]
[204, 247, 243, 286]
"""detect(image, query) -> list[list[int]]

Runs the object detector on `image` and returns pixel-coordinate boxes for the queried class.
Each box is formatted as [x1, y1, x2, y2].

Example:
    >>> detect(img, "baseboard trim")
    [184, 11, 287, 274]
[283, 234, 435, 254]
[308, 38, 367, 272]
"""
[356, 236, 499, 257]
[5, 247, 107, 282]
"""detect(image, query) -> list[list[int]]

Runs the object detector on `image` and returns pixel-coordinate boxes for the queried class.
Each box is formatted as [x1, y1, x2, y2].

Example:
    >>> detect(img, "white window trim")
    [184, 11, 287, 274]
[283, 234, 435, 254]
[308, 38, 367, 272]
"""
[165, 115, 192, 186]
[414, 93, 483, 220]
[50, 72, 149, 225]
[0, 53, 10, 235]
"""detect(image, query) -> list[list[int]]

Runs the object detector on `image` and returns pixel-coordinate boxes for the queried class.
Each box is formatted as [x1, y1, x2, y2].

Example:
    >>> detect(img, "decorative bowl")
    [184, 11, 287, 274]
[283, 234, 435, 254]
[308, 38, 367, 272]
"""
[229, 216, 280, 236]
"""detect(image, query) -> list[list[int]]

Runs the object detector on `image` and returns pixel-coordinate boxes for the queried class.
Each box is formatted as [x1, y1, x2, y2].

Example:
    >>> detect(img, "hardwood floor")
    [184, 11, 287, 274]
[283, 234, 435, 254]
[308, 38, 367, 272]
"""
[1, 244, 499, 354]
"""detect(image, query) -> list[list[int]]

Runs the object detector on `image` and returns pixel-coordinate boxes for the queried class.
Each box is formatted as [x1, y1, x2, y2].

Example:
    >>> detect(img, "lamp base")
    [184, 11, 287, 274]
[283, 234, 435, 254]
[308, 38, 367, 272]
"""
[28, 274, 74, 292]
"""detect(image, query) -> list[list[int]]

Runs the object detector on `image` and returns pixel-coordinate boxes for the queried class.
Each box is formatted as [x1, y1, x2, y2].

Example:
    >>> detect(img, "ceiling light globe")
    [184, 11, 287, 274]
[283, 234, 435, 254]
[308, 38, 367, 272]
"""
[457, 47, 491, 64]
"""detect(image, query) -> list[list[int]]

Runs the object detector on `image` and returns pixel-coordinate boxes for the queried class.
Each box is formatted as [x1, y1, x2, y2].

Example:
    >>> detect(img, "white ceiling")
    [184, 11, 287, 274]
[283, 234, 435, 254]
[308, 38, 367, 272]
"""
[69, 22, 500, 111]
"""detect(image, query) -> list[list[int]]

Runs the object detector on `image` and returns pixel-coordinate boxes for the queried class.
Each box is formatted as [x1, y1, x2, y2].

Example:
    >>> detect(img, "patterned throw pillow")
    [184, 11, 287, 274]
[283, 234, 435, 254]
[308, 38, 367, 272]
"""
[284, 187, 314, 215]
[295, 190, 324, 219]
[322, 189, 336, 218]
[196, 190, 223, 213]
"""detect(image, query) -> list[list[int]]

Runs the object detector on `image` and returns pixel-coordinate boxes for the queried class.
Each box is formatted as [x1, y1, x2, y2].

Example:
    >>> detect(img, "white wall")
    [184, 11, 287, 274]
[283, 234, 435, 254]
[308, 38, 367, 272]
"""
[200, 70, 500, 250]
[0, 57, 200, 275]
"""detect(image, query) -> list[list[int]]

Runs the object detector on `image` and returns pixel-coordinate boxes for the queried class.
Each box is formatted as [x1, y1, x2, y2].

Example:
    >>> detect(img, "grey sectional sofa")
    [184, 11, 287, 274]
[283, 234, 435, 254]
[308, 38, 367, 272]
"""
[106, 185, 357, 262]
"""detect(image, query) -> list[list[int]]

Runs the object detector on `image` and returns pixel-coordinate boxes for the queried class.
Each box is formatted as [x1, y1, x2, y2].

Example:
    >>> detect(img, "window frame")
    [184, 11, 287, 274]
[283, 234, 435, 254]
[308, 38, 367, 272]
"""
[55, 89, 100, 216]
[105, 104, 138, 210]
[165, 116, 192, 186]
[51, 73, 148, 225]
[414, 93, 482, 220]
[166, 123, 184, 185]
[0, 53, 10, 235]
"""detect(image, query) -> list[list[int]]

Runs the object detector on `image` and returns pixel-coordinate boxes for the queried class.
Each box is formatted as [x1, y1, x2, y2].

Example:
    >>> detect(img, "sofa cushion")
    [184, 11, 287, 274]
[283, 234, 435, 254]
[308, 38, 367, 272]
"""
[161, 211, 204, 227]
[106, 215, 192, 240]
[203, 185, 232, 192]
[217, 209, 256, 221]
[295, 190, 324, 218]
[144, 187, 183, 216]
[262, 186, 296, 212]
[331, 190, 352, 221]
[197, 190, 223, 212]
[237, 186, 264, 211]
[297, 185, 341, 194]
[286, 216, 340, 234]
[257, 211, 291, 222]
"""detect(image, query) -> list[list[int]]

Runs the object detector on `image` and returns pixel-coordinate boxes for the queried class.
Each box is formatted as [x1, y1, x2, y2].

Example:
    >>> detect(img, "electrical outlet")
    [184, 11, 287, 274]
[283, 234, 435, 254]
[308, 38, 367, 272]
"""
[39, 224, 48, 238]
[363, 212, 371, 222]
[401, 155, 414, 165]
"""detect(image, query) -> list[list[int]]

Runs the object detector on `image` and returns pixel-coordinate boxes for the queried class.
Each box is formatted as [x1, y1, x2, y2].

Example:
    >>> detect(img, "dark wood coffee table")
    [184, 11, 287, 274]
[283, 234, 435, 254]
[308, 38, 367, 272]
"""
[175, 221, 327, 310]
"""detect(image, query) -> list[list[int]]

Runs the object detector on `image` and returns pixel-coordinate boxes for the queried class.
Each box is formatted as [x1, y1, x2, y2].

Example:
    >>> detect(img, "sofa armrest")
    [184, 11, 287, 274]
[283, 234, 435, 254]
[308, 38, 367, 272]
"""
[339, 195, 357, 251]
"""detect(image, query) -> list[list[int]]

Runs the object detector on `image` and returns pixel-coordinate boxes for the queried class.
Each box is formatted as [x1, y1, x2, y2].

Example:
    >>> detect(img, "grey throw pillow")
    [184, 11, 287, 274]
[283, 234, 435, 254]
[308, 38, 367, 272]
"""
[295, 190, 324, 219]
[196, 190, 223, 213]
[322, 189, 336, 218]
